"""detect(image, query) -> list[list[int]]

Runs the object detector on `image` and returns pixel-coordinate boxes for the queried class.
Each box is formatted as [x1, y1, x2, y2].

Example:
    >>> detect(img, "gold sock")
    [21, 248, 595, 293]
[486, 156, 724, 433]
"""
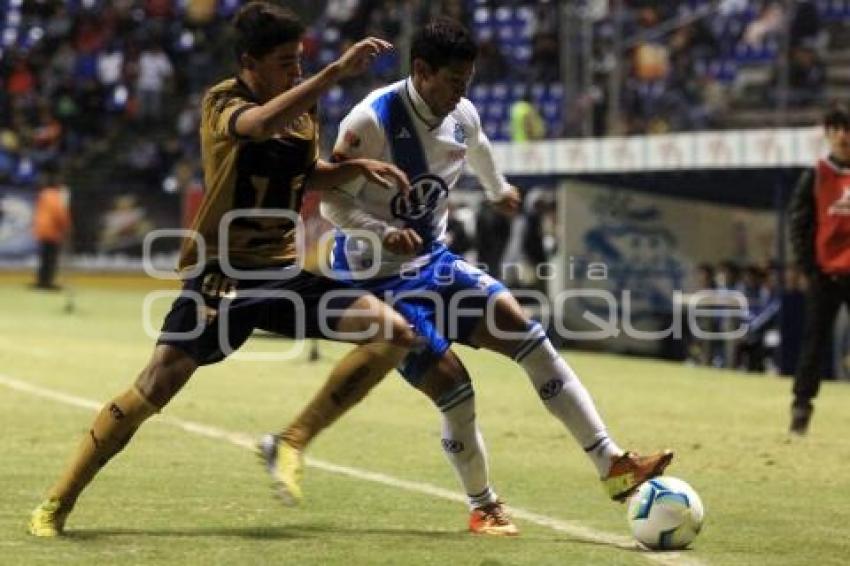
[281, 343, 405, 450]
[47, 387, 159, 507]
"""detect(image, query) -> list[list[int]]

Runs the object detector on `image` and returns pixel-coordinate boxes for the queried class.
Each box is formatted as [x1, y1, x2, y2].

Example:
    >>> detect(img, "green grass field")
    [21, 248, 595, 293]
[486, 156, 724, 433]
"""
[2, 280, 850, 565]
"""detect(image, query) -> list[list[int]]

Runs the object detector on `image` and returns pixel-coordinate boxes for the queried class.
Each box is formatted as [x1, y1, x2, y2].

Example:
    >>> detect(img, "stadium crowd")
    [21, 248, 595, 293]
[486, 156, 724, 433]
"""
[2, 1, 845, 193]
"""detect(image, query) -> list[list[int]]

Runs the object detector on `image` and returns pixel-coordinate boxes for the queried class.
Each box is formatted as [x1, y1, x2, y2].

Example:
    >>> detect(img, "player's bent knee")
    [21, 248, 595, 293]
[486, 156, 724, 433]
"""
[471, 295, 534, 357]
[134, 345, 198, 408]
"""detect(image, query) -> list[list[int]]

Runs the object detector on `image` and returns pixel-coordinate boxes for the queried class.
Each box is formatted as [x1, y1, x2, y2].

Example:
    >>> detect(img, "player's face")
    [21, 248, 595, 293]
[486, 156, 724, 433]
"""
[250, 41, 303, 101]
[417, 59, 475, 118]
[826, 125, 850, 161]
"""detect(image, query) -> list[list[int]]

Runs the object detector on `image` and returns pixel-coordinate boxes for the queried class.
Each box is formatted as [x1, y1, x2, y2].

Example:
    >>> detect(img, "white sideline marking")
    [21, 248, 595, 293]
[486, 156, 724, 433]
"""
[1, 374, 704, 566]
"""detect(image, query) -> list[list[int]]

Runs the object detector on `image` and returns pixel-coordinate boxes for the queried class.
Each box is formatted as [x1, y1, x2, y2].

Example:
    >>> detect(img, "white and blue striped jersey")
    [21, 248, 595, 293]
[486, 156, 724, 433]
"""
[322, 78, 512, 279]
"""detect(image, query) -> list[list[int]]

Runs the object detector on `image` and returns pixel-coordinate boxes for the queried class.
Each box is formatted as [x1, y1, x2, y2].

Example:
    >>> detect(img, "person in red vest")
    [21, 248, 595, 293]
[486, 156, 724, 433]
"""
[32, 173, 71, 290]
[788, 102, 850, 435]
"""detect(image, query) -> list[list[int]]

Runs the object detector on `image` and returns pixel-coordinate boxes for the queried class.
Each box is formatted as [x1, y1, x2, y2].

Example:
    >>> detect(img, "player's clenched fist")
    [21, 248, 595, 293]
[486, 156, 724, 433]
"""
[493, 186, 521, 216]
[383, 228, 423, 255]
[335, 37, 393, 78]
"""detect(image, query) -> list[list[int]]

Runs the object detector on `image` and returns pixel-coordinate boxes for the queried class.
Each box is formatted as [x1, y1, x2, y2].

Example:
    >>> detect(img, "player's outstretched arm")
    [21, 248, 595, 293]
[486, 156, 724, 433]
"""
[306, 158, 410, 194]
[235, 38, 393, 139]
[462, 101, 521, 215]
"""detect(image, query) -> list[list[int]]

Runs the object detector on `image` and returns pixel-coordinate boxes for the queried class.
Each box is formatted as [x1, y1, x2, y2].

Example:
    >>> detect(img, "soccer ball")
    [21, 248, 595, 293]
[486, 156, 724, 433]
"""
[627, 476, 705, 550]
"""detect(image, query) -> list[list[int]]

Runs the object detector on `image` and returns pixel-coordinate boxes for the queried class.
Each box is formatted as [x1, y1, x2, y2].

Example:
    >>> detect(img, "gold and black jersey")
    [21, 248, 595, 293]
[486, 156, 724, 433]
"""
[178, 77, 319, 273]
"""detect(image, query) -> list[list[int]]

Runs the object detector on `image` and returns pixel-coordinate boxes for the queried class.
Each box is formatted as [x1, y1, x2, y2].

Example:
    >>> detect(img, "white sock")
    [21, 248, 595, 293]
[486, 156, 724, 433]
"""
[437, 381, 498, 509]
[515, 323, 623, 477]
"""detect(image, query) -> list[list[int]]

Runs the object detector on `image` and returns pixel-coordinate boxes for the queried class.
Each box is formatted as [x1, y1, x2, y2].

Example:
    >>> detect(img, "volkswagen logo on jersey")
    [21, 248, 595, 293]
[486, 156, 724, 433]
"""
[390, 174, 448, 224]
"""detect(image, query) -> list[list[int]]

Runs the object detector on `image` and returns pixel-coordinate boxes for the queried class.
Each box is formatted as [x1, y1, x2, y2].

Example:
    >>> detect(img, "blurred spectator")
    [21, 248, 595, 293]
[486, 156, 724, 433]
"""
[44, 41, 77, 95]
[31, 172, 71, 290]
[176, 95, 201, 155]
[743, 1, 785, 47]
[530, 1, 558, 37]
[790, 1, 822, 48]
[146, 0, 176, 20]
[74, 13, 109, 54]
[510, 96, 545, 142]
[126, 139, 163, 184]
[733, 265, 777, 372]
[365, 0, 402, 40]
[633, 43, 670, 82]
[7, 54, 36, 98]
[695, 263, 717, 291]
[0, 138, 16, 183]
[30, 106, 63, 165]
[476, 200, 512, 278]
[685, 262, 719, 366]
[474, 39, 508, 83]
[44, 5, 73, 47]
[786, 46, 826, 107]
[136, 43, 173, 123]
[529, 33, 560, 83]
[185, 0, 217, 27]
[717, 260, 742, 292]
[446, 202, 473, 257]
[719, 0, 749, 17]
[741, 264, 769, 307]
[326, 0, 361, 27]
[97, 40, 125, 88]
[521, 189, 557, 293]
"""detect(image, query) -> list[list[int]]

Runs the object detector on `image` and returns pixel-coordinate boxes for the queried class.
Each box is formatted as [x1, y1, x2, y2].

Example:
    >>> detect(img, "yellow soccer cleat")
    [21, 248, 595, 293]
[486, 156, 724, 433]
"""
[258, 434, 304, 506]
[603, 450, 674, 502]
[28, 498, 71, 537]
[468, 500, 519, 536]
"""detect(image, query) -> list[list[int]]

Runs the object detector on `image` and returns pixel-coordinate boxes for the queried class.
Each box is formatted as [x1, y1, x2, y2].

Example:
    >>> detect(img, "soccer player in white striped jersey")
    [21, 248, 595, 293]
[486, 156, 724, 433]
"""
[260, 18, 673, 535]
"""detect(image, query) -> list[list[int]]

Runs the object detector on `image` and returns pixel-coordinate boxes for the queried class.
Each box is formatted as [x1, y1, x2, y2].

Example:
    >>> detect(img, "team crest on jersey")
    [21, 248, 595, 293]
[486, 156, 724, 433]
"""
[454, 122, 467, 144]
[391, 174, 448, 222]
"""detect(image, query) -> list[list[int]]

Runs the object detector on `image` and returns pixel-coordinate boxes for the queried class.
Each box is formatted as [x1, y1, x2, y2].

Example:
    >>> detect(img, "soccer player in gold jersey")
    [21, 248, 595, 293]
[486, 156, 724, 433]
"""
[29, 1, 423, 537]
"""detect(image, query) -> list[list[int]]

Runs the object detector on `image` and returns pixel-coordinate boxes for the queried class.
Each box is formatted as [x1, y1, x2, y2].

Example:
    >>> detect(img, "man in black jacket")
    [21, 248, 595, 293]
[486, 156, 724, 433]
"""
[788, 102, 850, 435]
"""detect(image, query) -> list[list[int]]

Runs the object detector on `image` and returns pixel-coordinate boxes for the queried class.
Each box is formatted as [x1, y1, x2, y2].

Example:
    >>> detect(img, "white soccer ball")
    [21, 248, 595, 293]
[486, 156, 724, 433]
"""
[627, 476, 705, 550]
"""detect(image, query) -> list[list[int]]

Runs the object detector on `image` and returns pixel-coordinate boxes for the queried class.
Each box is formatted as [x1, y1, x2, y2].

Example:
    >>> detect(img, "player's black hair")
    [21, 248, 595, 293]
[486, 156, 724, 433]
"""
[824, 101, 850, 129]
[410, 18, 478, 72]
[233, 1, 305, 64]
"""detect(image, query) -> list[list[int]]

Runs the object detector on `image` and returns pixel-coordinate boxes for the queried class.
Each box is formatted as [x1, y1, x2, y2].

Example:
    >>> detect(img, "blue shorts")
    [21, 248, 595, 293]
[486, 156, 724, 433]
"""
[345, 247, 508, 384]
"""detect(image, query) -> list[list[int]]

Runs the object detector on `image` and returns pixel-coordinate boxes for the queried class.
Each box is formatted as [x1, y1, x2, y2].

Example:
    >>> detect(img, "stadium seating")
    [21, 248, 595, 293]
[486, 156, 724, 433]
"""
[2, 1, 850, 187]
